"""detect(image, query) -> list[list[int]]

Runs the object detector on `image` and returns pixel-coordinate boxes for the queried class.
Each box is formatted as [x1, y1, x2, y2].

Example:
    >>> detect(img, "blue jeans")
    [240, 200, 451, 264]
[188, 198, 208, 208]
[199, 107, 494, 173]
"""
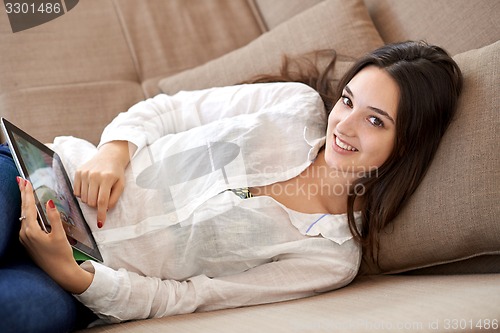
[0, 143, 96, 333]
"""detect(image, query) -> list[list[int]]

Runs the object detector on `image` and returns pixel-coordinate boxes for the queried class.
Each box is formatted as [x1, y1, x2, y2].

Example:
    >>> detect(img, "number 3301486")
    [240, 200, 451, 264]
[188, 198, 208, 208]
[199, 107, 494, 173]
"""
[5, 2, 61, 14]
[444, 319, 498, 330]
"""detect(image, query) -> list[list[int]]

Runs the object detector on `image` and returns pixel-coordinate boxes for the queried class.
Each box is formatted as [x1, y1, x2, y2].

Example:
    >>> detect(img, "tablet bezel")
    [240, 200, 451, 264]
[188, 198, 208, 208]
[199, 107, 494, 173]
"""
[1, 118, 103, 262]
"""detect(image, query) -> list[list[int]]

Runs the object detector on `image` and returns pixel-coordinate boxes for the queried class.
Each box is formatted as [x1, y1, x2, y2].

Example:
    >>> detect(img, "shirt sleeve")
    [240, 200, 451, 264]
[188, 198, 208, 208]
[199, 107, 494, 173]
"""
[74, 239, 360, 324]
[98, 82, 321, 156]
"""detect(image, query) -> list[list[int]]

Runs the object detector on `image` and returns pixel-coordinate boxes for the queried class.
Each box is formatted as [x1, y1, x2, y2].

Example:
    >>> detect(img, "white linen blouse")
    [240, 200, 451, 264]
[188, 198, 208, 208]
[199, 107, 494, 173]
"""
[52, 82, 362, 324]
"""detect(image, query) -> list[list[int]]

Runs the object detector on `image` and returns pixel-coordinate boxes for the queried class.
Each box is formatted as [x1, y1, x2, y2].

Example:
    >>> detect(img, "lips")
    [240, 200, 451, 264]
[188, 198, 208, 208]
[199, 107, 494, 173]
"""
[335, 135, 358, 152]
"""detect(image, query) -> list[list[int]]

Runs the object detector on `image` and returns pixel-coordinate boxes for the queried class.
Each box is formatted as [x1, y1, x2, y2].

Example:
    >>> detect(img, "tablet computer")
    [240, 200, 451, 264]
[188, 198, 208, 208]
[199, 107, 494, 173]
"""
[1, 118, 103, 262]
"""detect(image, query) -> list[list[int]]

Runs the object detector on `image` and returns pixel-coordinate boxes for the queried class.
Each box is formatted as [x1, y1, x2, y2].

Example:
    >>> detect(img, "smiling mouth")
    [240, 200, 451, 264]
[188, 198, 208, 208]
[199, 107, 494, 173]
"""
[335, 135, 358, 152]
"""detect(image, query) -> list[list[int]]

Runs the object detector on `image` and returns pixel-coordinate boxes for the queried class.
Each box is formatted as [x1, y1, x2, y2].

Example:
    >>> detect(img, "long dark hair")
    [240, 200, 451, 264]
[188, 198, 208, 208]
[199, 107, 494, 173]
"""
[245, 41, 463, 263]
[244, 49, 341, 111]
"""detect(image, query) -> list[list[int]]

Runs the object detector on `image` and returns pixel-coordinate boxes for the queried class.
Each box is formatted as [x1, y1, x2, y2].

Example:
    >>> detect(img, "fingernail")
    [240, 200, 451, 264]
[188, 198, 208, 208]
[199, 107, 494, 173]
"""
[24, 179, 28, 186]
[97, 221, 103, 229]
[16, 176, 21, 184]
[48, 199, 55, 209]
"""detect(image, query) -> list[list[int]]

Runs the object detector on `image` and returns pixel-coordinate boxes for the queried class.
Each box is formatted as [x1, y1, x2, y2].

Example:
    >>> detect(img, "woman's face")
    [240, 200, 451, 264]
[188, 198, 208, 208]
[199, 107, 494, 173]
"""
[324, 66, 399, 177]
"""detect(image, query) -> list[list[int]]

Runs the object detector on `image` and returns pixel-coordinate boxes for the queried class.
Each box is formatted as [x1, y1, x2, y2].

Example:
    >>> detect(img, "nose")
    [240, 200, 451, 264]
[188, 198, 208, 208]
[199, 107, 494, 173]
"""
[335, 110, 357, 137]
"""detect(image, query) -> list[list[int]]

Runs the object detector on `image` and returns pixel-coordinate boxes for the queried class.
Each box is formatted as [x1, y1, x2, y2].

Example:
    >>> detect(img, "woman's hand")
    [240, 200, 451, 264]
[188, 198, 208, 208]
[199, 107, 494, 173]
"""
[73, 140, 133, 228]
[18, 177, 94, 294]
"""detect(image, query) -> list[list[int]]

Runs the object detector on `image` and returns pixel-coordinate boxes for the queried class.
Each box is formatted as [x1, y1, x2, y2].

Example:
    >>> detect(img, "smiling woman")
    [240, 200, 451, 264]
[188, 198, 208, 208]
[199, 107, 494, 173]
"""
[247, 41, 463, 262]
[4, 41, 463, 326]
[249, 66, 400, 216]
[337, 42, 463, 261]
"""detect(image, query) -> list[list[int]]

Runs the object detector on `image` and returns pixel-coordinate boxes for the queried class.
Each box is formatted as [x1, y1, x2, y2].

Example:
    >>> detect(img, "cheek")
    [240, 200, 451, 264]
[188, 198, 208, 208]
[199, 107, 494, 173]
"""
[326, 105, 341, 131]
[325, 113, 334, 136]
[366, 134, 395, 166]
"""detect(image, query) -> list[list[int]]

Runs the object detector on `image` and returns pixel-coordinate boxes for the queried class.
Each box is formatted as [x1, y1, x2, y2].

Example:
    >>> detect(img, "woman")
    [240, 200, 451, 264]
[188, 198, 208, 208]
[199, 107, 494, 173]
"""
[3, 41, 462, 330]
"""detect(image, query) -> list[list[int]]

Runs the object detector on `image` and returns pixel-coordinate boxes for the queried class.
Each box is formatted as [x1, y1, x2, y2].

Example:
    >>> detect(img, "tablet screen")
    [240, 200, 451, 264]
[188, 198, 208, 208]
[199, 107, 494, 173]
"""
[2, 118, 103, 262]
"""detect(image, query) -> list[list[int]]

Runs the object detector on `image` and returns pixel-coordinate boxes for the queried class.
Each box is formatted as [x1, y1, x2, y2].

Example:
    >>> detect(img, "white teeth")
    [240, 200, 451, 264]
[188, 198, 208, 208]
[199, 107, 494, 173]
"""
[335, 136, 358, 151]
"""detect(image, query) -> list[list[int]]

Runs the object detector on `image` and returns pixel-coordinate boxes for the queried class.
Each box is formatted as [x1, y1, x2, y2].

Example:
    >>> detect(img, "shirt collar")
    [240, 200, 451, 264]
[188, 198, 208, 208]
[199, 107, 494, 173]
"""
[304, 126, 326, 161]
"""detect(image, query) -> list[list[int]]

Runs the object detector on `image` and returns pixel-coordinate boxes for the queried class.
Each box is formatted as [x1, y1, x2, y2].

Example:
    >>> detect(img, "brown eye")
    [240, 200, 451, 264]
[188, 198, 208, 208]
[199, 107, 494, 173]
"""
[341, 96, 353, 108]
[368, 116, 384, 127]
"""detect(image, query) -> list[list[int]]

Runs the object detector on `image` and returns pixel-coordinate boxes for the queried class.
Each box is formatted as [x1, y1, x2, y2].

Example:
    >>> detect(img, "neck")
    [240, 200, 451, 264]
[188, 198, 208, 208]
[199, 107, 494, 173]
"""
[303, 149, 359, 214]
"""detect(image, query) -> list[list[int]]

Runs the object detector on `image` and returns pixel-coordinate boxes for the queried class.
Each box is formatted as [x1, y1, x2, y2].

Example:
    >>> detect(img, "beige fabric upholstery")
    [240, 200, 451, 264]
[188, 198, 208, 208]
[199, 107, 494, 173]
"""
[0, 1, 137, 93]
[253, 0, 324, 30]
[158, 0, 384, 94]
[78, 274, 500, 333]
[402, 255, 500, 275]
[0, 82, 145, 145]
[114, 0, 264, 96]
[361, 41, 500, 274]
[364, 0, 500, 55]
[0, 0, 265, 144]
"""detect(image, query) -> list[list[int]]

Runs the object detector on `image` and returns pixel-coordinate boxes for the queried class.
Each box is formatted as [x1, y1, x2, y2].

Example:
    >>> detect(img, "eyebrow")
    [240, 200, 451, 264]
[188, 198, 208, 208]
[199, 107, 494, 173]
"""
[344, 85, 395, 124]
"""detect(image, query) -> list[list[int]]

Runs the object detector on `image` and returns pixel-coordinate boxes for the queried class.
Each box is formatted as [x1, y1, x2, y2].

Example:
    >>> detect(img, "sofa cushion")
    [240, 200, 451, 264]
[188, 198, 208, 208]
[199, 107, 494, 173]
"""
[114, 0, 264, 97]
[253, 0, 324, 30]
[77, 274, 500, 333]
[0, 82, 145, 145]
[364, 0, 500, 56]
[0, 0, 137, 94]
[361, 41, 500, 274]
[158, 0, 383, 94]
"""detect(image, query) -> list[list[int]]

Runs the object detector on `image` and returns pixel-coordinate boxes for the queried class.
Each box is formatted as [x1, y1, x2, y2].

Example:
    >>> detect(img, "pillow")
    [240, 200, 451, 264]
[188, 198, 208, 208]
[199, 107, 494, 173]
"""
[158, 0, 383, 93]
[364, 0, 500, 56]
[361, 41, 500, 274]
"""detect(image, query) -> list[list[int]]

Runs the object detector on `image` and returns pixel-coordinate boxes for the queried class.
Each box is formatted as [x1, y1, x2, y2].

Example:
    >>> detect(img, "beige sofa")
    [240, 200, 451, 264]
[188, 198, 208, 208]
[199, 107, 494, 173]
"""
[1, 1, 499, 332]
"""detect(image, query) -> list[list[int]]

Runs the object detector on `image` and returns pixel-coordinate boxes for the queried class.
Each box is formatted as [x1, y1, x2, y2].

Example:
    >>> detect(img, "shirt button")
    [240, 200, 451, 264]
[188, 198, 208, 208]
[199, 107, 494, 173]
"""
[168, 214, 177, 223]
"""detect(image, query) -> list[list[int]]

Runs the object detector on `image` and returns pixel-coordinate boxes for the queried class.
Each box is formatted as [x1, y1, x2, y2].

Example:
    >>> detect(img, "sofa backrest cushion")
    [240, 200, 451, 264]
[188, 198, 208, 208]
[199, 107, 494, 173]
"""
[253, 0, 324, 30]
[364, 0, 500, 56]
[158, 0, 383, 94]
[361, 41, 500, 274]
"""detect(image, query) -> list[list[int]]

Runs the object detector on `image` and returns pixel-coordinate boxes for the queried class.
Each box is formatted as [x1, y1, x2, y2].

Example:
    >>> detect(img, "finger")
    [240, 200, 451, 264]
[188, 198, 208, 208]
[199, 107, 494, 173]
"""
[108, 178, 124, 209]
[96, 187, 109, 228]
[79, 171, 89, 203]
[87, 177, 99, 207]
[45, 199, 66, 237]
[20, 180, 44, 238]
[20, 179, 37, 220]
[87, 171, 113, 208]
[96, 178, 118, 228]
[73, 170, 82, 197]
[18, 176, 27, 210]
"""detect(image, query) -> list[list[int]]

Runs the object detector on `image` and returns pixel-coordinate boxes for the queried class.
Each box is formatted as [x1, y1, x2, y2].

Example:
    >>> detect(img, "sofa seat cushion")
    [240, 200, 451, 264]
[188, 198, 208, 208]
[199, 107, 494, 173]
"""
[77, 274, 500, 333]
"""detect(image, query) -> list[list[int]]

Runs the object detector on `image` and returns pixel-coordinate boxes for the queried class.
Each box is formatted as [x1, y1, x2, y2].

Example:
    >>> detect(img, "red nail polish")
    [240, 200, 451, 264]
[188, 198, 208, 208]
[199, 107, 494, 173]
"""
[97, 221, 103, 229]
[24, 179, 28, 186]
[16, 176, 21, 184]
[48, 199, 55, 209]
